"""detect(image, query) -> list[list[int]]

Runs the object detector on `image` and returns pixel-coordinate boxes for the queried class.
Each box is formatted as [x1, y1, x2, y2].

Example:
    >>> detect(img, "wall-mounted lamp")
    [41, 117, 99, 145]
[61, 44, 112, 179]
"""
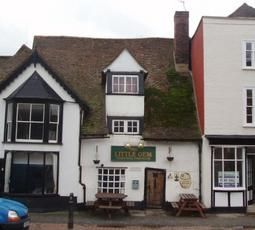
[167, 146, 174, 161]
[93, 145, 100, 164]
[138, 141, 144, 148]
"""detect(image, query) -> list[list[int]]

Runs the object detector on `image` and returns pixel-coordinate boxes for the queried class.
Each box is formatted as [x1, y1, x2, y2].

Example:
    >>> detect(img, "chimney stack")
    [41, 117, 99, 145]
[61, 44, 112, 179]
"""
[174, 11, 189, 72]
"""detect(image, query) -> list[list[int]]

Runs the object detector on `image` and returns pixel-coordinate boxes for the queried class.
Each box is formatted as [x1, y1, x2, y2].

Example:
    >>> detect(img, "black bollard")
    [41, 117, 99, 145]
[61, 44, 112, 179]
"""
[68, 193, 74, 229]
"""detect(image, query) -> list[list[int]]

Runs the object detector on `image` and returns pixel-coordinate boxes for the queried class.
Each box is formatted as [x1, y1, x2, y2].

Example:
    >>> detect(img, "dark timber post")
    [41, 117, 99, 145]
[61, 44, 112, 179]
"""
[68, 193, 74, 229]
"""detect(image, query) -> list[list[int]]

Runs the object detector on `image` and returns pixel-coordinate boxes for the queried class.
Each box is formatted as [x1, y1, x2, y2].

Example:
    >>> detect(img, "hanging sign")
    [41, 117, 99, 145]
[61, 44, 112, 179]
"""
[111, 146, 156, 162]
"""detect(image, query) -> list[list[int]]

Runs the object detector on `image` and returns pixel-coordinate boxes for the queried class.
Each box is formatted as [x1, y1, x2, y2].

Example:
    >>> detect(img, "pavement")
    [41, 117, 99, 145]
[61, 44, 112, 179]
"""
[29, 209, 255, 230]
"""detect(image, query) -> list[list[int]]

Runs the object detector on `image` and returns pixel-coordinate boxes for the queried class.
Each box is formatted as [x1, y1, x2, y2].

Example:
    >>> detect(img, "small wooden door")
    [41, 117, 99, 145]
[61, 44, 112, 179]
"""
[247, 156, 255, 204]
[145, 168, 165, 208]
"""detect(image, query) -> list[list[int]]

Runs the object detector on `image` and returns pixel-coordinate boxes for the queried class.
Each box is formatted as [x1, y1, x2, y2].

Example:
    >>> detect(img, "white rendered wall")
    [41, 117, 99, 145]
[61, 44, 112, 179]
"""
[203, 17, 255, 135]
[0, 63, 83, 201]
[106, 96, 144, 117]
[81, 137, 199, 203]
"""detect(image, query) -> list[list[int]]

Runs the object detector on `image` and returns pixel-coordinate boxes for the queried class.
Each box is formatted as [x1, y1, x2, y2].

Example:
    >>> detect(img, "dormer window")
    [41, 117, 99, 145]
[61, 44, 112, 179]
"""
[108, 117, 143, 135]
[112, 75, 138, 94]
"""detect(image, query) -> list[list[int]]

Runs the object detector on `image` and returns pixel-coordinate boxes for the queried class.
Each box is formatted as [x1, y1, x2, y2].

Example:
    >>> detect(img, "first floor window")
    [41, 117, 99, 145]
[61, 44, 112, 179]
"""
[245, 88, 255, 125]
[213, 146, 244, 188]
[112, 119, 139, 134]
[97, 167, 126, 193]
[5, 102, 61, 143]
[4, 151, 58, 195]
[243, 41, 255, 68]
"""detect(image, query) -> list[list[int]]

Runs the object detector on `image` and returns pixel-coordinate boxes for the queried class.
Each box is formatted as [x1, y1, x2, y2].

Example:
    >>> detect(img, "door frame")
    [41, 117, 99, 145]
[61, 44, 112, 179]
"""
[144, 167, 166, 208]
[247, 153, 255, 205]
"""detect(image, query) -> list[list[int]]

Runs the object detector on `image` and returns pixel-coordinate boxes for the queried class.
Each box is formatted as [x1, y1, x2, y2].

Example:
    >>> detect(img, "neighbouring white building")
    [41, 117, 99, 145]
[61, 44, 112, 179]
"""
[0, 12, 201, 211]
[192, 3, 255, 212]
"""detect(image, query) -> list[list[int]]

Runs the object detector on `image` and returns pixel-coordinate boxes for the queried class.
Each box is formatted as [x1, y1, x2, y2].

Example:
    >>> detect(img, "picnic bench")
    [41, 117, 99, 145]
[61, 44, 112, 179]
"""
[171, 193, 206, 217]
[94, 192, 128, 218]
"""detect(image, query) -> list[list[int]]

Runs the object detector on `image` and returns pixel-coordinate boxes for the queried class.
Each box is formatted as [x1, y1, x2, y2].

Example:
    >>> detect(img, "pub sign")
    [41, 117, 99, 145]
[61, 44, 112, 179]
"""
[111, 146, 156, 162]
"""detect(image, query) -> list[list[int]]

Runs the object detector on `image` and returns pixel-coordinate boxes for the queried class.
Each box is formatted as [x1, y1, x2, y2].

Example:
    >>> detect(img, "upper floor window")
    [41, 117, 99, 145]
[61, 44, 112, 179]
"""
[244, 88, 255, 126]
[112, 75, 138, 94]
[112, 119, 139, 134]
[5, 102, 62, 143]
[243, 41, 255, 69]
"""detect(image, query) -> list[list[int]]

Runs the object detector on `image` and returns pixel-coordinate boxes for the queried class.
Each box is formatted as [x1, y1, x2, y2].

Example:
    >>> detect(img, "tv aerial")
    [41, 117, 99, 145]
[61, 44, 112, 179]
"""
[178, 0, 187, 11]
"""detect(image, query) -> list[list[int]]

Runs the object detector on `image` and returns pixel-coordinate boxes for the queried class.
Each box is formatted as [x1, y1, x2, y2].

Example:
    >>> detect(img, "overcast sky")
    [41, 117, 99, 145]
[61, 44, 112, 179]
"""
[0, 0, 254, 55]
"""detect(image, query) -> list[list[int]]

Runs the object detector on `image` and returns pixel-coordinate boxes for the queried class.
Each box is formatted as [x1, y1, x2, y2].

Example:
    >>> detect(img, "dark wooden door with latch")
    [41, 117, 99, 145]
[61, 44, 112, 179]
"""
[145, 168, 165, 208]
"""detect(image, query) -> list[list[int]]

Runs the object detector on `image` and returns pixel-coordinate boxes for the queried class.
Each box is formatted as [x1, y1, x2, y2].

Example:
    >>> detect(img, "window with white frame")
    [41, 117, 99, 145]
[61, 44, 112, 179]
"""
[213, 147, 244, 188]
[6, 102, 61, 143]
[16, 103, 45, 141]
[112, 120, 139, 134]
[48, 104, 60, 142]
[112, 75, 138, 94]
[97, 168, 126, 193]
[243, 41, 255, 68]
[244, 88, 255, 125]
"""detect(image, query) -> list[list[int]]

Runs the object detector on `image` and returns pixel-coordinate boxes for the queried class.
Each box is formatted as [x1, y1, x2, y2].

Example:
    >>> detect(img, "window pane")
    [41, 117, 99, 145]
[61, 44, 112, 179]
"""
[31, 123, 43, 140]
[17, 123, 29, 139]
[247, 115, 253, 123]
[31, 104, 44, 121]
[10, 152, 28, 193]
[246, 42, 252, 50]
[18, 104, 30, 121]
[224, 148, 235, 159]
[49, 105, 59, 122]
[45, 154, 57, 194]
[214, 161, 222, 187]
[237, 161, 243, 187]
[214, 148, 222, 159]
[223, 161, 235, 187]
[49, 124, 57, 141]
[7, 103, 13, 121]
[237, 148, 243, 159]
[28, 153, 44, 194]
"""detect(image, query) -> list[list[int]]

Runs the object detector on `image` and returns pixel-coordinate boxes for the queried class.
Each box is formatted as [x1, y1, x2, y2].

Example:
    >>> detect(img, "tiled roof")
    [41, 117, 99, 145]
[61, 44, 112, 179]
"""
[0, 45, 32, 84]
[1, 36, 200, 140]
[229, 3, 255, 17]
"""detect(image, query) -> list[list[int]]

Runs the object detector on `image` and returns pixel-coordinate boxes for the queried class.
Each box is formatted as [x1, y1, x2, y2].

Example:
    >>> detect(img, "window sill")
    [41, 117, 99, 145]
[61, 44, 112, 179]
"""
[243, 124, 255, 128]
[242, 67, 255, 70]
[213, 188, 246, 191]
[2, 141, 63, 145]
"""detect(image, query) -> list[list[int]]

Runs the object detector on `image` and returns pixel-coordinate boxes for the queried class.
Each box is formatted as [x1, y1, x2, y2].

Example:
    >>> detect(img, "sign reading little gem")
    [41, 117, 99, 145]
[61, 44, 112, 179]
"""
[111, 146, 156, 162]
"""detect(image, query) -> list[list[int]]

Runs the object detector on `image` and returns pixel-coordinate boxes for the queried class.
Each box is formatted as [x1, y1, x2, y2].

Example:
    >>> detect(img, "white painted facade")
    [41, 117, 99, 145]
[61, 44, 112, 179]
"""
[81, 137, 200, 203]
[0, 63, 83, 202]
[201, 17, 255, 209]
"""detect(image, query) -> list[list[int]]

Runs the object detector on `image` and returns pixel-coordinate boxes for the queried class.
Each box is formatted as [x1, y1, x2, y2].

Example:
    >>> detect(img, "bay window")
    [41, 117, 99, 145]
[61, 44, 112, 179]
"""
[5, 102, 62, 143]
[213, 146, 244, 189]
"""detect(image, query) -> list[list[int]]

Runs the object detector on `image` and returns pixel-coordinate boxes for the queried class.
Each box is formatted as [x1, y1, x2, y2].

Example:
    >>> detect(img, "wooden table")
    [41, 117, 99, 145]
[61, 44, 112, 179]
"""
[175, 193, 206, 217]
[95, 192, 128, 218]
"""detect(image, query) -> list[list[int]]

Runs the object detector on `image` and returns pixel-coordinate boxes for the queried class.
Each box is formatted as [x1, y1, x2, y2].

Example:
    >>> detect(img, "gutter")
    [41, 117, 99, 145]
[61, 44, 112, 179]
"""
[78, 109, 86, 204]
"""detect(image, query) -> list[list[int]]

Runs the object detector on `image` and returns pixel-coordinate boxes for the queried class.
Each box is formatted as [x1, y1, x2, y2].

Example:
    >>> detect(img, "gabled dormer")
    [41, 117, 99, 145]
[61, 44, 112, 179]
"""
[102, 49, 147, 135]
[103, 49, 147, 96]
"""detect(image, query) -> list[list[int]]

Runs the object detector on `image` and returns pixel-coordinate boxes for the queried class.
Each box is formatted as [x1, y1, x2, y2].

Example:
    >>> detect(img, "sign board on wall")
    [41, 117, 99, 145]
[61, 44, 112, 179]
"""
[179, 172, 192, 189]
[111, 146, 156, 162]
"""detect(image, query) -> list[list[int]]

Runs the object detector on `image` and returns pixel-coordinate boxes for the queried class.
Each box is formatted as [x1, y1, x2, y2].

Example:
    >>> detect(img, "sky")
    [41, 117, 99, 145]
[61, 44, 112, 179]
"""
[0, 0, 254, 55]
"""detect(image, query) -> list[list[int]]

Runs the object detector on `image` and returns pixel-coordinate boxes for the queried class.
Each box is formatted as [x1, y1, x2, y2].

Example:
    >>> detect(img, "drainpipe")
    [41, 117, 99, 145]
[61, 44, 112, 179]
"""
[78, 109, 86, 204]
[198, 140, 202, 202]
